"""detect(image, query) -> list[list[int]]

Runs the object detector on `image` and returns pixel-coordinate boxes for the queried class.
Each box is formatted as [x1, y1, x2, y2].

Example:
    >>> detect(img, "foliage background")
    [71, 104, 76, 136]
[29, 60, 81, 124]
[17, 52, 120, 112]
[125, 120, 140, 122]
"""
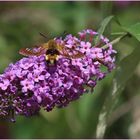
[0, 1, 140, 139]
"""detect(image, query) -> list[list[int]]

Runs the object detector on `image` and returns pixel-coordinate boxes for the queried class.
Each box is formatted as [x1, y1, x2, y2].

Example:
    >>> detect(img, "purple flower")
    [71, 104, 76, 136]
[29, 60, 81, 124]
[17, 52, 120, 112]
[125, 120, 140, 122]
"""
[0, 78, 10, 91]
[32, 70, 45, 82]
[80, 41, 91, 54]
[90, 48, 103, 60]
[20, 79, 34, 92]
[0, 29, 117, 121]
[19, 58, 34, 70]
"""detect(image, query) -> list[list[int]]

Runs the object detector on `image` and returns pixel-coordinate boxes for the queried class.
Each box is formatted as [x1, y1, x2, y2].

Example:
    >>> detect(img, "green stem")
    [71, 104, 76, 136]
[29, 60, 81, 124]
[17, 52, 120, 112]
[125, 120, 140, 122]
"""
[102, 32, 129, 49]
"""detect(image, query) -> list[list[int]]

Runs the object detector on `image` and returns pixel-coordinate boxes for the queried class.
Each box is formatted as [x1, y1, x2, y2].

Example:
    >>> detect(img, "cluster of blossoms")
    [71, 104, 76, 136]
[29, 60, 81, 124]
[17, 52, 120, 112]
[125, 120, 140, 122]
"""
[0, 29, 116, 122]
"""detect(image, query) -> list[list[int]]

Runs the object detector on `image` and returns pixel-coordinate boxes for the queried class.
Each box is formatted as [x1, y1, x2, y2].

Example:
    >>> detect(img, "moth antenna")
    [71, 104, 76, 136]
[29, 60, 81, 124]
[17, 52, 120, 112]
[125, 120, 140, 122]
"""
[39, 32, 47, 39]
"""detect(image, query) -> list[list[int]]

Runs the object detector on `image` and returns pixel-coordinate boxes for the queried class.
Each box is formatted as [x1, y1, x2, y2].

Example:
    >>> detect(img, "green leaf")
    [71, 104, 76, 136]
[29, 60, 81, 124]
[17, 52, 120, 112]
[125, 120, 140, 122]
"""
[123, 23, 140, 42]
[96, 23, 140, 138]
[95, 15, 114, 44]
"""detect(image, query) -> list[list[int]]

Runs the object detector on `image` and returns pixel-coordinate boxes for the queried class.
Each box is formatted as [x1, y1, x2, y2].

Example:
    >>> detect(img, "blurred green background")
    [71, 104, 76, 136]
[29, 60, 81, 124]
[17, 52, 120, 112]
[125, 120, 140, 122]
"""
[0, 1, 140, 139]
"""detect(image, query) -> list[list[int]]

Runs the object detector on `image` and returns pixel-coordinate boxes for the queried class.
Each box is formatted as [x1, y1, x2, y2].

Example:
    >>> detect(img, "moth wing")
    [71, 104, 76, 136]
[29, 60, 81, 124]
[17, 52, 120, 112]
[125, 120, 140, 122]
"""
[61, 46, 84, 59]
[19, 45, 46, 57]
